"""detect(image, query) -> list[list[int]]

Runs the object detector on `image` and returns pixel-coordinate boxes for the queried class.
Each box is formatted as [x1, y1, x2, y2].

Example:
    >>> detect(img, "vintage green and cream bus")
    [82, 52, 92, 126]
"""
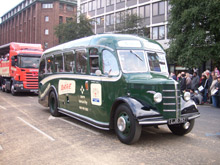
[38, 34, 200, 144]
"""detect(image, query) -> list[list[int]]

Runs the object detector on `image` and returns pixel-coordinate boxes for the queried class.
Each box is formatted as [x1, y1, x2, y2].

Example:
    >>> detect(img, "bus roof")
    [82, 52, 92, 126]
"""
[43, 34, 164, 55]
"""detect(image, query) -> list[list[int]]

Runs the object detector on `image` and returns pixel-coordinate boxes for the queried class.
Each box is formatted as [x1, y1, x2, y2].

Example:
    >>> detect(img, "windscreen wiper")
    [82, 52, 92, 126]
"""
[130, 50, 143, 61]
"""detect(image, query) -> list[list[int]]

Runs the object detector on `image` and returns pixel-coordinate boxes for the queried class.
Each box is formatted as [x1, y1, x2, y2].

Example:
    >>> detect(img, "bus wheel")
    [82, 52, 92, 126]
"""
[114, 104, 142, 144]
[49, 91, 60, 117]
[168, 119, 195, 136]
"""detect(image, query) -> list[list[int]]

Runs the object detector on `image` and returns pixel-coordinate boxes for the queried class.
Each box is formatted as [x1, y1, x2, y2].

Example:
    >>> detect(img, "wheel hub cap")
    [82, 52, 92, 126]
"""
[117, 116, 126, 132]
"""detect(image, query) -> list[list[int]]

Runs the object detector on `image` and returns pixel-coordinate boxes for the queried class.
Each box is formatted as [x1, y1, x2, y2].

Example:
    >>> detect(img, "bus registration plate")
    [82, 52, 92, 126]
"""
[168, 117, 187, 125]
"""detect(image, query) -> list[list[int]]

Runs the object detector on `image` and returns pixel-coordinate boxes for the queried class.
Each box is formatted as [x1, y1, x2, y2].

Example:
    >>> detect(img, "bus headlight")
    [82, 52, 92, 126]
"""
[184, 92, 191, 101]
[154, 93, 162, 103]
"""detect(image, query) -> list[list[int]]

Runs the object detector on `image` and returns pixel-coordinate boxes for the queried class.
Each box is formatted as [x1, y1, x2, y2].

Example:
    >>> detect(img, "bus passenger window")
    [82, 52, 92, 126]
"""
[54, 55, 63, 73]
[102, 50, 119, 76]
[39, 59, 46, 75]
[46, 56, 54, 73]
[90, 56, 99, 74]
[76, 50, 87, 74]
[64, 52, 75, 72]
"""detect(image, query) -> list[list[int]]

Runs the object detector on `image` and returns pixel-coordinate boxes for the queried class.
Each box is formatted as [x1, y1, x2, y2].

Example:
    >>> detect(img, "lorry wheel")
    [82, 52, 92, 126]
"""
[11, 84, 16, 96]
[168, 119, 195, 136]
[49, 91, 60, 117]
[114, 104, 142, 144]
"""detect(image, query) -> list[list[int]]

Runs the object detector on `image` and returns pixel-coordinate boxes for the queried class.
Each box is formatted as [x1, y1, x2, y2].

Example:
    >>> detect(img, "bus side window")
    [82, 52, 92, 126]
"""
[102, 50, 119, 76]
[89, 48, 99, 74]
[39, 59, 46, 75]
[46, 56, 54, 74]
[54, 54, 63, 73]
[76, 50, 87, 74]
[64, 51, 75, 72]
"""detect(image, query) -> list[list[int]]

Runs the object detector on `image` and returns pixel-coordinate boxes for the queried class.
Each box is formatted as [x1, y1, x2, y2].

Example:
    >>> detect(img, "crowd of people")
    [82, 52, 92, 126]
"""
[170, 67, 220, 108]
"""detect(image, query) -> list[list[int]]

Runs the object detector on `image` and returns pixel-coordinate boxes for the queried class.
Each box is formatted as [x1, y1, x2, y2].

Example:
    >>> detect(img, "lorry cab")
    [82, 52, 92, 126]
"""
[38, 34, 200, 144]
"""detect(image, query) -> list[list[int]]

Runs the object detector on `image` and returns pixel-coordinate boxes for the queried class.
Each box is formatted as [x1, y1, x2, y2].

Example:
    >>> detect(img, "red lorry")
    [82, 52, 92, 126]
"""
[0, 42, 43, 95]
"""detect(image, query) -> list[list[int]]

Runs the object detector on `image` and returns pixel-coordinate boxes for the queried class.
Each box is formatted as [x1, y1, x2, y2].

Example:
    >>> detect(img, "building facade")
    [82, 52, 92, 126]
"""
[79, 0, 171, 49]
[0, 0, 77, 49]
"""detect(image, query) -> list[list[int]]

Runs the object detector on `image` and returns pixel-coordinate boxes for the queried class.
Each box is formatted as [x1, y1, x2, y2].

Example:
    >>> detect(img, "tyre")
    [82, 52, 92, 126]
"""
[168, 119, 195, 136]
[49, 91, 60, 117]
[114, 104, 142, 144]
[11, 84, 16, 96]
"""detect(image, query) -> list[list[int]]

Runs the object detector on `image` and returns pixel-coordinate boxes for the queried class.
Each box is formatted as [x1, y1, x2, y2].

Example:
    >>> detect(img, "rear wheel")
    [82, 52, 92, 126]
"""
[114, 104, 142, 144]
[168, 119, 195, 136]
[49, 91, 60, 117]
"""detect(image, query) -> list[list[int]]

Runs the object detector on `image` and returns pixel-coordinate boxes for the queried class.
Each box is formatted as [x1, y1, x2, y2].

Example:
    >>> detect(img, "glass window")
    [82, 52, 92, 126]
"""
[20, 57, 40, 69]
[152, 27, 158, 40]
[45, 16, 49, 22]
[145, 5, 150, 17]
[46, 56, 54, 73]
[153, 3, 158, 16]
[118, 50, 147, 73]
[59, 3, 64, 10]
[66, 5, 74, 11]
[159, 26, 165, 39]
[54, 55, 63, 73]
[42, 3, 53, 9]
[39, 59, 46, 75]
[159, 1, 165, 15]
[45, 29, 49, 35]
[76, 50, 87, 74]
[147, 52, 167, 72]
[139, 6, 144, 18]
[64, 52, 75, 72]
[103, 50, 119, 76]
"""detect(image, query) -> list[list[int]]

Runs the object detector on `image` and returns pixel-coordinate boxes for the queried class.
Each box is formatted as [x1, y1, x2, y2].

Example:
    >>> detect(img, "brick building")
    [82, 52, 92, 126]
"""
[0, 0, 77, 49]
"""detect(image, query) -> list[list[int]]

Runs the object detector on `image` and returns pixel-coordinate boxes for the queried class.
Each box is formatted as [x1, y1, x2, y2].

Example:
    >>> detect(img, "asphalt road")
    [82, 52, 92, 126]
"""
[0, 91, 220, 165]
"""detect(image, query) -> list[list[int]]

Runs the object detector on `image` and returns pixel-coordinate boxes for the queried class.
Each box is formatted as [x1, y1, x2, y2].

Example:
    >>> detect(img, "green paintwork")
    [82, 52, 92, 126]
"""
[38, 34, 185, 127]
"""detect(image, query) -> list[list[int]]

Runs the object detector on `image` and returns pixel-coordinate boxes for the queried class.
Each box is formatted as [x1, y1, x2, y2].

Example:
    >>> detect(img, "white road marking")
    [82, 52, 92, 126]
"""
[17, 117, 55, 141]
[0, 145, 3, 151]
[0, 105, 6, 110]
[48, 115, 101, 136]
[29, 97, 33, 99]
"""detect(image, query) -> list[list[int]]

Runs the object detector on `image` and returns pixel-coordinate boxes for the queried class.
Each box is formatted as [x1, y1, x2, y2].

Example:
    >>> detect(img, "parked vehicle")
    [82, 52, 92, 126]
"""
[0, 42, 43, 95]
[38, 34, 200, 144]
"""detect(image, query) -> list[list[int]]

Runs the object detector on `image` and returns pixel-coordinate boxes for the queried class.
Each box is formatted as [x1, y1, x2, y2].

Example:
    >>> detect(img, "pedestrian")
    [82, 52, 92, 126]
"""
[214, 76, 220, 108]
[198, 74, 207, 104]
[170, 72, 177, 81]
[214, 67, 220, 76]
[186, 73, 192, 90]
[179, 72, 186, 93]
[191, 72, 200, 91]
[210, 75, 218, 107]
[205, 70, 213, 103]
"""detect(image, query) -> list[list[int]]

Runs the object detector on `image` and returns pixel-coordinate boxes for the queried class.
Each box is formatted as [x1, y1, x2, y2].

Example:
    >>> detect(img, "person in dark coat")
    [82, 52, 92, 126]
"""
[179, 72, 186, 93]
[191, 72, 200, 91]
[214, 76, 220, 107]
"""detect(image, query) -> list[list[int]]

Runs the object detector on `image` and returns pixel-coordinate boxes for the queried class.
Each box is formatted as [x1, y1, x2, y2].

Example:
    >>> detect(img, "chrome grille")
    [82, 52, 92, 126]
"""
[162, 83, 181, 117]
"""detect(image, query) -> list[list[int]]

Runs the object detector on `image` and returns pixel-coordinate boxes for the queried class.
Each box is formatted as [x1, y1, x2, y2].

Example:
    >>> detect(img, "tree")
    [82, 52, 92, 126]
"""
[55, 14, 94, 44]
[116, 13, 150, 38]
[167, 0, 220, 68]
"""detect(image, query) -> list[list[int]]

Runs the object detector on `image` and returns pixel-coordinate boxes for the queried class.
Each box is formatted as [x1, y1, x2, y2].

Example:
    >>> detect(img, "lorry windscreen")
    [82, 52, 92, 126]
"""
[20, 56, 40, 69]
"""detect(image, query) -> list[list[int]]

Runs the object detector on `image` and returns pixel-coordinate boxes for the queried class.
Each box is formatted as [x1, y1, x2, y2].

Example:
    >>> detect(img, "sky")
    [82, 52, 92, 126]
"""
[0, 0, 23, 18]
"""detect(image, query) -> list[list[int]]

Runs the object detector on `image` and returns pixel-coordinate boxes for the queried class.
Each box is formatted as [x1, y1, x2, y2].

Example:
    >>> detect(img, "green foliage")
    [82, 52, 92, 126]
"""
[116, 14, 150, 37]
[55, 15, 94, 44]
[167, 0, 220, 68]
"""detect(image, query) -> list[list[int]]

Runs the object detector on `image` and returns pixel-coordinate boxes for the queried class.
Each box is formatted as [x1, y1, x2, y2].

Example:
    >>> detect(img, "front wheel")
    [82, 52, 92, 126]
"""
[114, 104, 142, 144]
[49, 91, 60, 117]
[11, 84, 16, 96]
[168, 119, 195, 136]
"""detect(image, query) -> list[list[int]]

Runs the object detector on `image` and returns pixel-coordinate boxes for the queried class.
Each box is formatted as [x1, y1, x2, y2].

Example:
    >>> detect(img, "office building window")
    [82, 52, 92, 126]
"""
[45, 29, 49, 35]
[139, 5, 150, 18]
[45, 16, 49, 22]
[106, 0, 114, 6]
[97, 0, 104, 8]
[42, 3, 53, 9]
[96, 16, 104, 27]
[153, 1, 164, 16]
[116, 0, 125, 3]
[59, 16, 63, 24]
[81, 3, 87, 13]
[106, 14, 114, 26]
[116, 11, 125, 24]
[152, 26, 165, 40]
[127, 8, 137, 16]
[88, 1, 95, 11]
